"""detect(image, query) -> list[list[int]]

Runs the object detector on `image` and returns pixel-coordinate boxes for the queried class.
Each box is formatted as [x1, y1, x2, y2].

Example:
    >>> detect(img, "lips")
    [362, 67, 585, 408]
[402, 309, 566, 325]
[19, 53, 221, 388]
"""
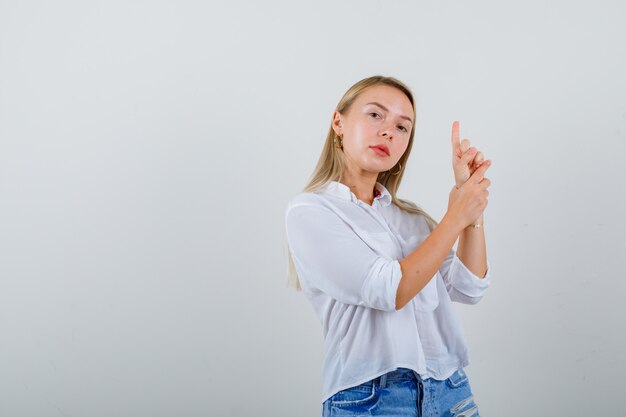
[371, 144, 389, 156]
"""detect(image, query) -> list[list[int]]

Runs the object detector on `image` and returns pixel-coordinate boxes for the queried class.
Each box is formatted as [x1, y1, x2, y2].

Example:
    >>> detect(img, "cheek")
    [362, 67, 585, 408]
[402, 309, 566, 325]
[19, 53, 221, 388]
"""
[351, 122, 373, 139]
[345, 127, 370, 150]
[395, 140, 410, 155]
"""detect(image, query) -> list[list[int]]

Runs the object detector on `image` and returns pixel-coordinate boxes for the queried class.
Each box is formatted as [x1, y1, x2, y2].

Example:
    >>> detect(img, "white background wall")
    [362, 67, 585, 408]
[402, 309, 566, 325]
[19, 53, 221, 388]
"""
[1, 1, 625, 416]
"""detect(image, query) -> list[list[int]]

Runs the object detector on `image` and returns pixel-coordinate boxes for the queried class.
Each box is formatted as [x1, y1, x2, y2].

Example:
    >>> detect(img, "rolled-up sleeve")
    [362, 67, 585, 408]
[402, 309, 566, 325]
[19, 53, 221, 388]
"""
[439, 250, 491, 304]
[285, 203, 402, 311]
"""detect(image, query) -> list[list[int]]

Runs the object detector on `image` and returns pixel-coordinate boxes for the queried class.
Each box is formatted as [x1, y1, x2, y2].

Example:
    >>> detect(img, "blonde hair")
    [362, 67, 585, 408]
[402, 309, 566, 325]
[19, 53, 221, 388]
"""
[286, 75, 438, 290]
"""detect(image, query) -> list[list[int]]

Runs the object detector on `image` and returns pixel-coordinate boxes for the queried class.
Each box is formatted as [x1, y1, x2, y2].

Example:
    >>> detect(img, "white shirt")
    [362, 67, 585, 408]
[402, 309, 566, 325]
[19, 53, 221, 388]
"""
[284, 180, 492, 403]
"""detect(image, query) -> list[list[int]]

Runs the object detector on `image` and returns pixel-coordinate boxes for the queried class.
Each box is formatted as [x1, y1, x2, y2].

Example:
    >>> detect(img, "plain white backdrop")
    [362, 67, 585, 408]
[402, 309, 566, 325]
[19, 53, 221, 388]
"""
[1, 0, 625, 416]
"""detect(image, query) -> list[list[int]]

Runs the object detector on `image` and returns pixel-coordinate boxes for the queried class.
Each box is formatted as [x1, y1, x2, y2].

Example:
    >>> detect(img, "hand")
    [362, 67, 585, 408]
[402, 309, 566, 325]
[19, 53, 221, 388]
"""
[451, 121, 487, 187]
[447, 160, 492, 229]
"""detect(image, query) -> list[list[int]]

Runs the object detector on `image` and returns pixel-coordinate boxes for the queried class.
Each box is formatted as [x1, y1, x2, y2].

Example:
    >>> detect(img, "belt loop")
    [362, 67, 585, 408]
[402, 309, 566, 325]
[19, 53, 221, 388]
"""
[378, 373, 387, 388]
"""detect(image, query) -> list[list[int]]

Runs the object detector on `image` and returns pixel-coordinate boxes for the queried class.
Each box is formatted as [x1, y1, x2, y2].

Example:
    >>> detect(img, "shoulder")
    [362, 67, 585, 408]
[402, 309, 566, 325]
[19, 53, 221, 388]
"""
[285, 191, 336, 222]
[287, 191, 322, 207]
[286, 191, 325, 213]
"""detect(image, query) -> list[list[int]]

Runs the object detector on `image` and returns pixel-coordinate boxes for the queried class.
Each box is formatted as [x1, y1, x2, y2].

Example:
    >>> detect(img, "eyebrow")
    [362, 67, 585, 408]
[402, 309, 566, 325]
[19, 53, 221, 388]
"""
[365, 102, 413, 125]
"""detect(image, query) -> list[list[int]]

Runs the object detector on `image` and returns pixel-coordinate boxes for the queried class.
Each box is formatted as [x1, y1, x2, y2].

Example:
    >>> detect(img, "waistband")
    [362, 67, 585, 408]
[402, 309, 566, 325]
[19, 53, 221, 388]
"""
[375, 367, 422, 388]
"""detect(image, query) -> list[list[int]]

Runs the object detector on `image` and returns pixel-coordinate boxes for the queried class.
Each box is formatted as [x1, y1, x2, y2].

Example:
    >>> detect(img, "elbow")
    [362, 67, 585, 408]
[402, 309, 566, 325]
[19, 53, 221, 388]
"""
[449, 288, 485, 305]
[460, 296, 481, 305]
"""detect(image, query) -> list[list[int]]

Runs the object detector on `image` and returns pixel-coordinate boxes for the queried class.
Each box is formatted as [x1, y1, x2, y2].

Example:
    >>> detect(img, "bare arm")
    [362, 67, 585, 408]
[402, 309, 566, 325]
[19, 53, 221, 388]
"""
[456, 213, 488, 278]
[396, 161, 491, 310]
[450, 121, 489, 279]
[396, 214, 463, 310]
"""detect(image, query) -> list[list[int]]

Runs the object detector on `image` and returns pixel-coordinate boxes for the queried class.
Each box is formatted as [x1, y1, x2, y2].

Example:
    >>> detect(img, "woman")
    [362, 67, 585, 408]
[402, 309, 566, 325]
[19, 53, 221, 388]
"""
[284, 75, 492, 417]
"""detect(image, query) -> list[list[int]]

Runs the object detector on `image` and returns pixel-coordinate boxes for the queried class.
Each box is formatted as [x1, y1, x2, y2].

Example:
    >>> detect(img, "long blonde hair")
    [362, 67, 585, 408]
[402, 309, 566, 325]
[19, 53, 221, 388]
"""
[286, 75, 438, 290]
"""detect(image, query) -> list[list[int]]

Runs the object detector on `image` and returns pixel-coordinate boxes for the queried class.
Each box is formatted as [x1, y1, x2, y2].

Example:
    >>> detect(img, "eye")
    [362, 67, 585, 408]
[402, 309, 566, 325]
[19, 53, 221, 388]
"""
[398, 125, 408, 132]
[369, 112, 381, 119]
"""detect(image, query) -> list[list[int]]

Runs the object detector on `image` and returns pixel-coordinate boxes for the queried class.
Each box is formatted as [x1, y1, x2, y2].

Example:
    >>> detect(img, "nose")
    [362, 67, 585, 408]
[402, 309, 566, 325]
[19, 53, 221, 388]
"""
[381, 131, 393, 140]
[381, 122, 394, 140]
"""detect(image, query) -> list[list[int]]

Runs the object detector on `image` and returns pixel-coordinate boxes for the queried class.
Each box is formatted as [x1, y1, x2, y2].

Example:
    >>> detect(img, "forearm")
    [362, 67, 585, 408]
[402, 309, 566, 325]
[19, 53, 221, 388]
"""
[396, 214, 463, 310]
[456, 214, 488, 278]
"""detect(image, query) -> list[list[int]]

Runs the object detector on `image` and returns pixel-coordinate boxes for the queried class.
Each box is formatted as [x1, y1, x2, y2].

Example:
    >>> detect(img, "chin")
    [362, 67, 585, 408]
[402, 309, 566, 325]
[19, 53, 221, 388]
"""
[365, 166, 388, 175]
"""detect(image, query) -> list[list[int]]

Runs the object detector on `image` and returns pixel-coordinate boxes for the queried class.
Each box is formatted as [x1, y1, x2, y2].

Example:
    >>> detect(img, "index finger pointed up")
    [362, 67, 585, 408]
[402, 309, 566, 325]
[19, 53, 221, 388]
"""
[451, 121, 461, 158]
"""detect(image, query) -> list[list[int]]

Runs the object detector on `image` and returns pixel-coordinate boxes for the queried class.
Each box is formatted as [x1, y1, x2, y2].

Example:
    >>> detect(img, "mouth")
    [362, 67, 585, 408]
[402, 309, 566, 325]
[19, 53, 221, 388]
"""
[370, 145, 390, 156]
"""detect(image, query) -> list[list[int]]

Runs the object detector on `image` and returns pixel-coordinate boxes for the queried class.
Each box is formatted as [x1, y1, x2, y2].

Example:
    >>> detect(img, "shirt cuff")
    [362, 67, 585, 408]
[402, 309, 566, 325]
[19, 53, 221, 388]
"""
[361, 258, 404, 311]
[448, 255, 491, 297]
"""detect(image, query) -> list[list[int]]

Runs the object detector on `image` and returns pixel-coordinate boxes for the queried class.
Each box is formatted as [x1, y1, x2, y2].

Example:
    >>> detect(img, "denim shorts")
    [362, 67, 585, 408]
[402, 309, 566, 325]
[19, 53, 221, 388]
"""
[322, 367, 479, 417]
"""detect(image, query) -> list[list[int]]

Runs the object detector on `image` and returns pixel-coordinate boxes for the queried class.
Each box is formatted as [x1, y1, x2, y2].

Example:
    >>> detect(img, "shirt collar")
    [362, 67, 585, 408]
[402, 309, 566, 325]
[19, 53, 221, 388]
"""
[323, 181, 392, 207]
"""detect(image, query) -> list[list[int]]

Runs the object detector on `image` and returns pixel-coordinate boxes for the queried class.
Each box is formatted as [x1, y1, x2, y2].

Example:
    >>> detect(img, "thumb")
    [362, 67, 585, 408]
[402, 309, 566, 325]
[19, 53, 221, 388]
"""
[470, 160, 492, 183]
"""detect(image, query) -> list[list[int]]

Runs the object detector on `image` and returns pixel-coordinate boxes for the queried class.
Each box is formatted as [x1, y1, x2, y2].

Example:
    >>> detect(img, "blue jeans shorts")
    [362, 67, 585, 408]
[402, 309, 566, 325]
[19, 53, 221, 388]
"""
[322, 367, 479, 417]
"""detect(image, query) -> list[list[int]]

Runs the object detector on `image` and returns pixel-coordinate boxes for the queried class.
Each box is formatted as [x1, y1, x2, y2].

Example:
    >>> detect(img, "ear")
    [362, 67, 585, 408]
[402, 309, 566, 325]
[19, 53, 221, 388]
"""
[331, 111, 343, 136]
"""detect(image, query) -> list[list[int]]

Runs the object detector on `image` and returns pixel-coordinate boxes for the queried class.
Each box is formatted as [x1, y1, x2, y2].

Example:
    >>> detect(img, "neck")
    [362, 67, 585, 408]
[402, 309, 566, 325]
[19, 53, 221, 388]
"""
[340, 166, 379, 206]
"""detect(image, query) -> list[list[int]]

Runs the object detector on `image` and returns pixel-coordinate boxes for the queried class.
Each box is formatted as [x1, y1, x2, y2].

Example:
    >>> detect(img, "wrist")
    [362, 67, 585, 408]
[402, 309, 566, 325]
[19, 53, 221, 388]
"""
[464, 214, 484, 231]
[441, 211, 465, 235]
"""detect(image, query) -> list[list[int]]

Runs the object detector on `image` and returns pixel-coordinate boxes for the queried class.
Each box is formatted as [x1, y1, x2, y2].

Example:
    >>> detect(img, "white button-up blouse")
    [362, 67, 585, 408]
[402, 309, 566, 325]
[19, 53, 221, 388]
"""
[285, 180, 492, 403]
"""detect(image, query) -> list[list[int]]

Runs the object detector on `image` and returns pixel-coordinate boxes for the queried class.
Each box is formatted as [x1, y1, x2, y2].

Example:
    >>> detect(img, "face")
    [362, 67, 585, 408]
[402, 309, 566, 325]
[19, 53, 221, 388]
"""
[332, 84, 413, 176]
